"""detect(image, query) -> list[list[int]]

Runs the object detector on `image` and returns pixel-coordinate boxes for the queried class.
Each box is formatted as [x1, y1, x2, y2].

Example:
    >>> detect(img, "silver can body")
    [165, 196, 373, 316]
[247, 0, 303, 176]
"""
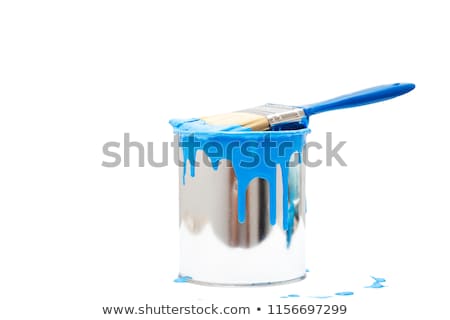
[175, 130, 308, 286]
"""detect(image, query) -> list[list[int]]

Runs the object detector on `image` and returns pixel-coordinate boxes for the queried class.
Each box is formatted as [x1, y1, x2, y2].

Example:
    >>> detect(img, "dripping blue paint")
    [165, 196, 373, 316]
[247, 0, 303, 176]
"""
[170, 118, 309, 247]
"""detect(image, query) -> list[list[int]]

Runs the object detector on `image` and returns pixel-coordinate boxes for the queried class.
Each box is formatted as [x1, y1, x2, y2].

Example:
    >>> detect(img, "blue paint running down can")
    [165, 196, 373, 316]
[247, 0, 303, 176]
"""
[170, 119, 309, 286]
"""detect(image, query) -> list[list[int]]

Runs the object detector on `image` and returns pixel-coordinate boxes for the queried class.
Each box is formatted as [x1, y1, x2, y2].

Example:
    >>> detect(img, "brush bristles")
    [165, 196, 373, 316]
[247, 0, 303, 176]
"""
[201, 112, 270, 131]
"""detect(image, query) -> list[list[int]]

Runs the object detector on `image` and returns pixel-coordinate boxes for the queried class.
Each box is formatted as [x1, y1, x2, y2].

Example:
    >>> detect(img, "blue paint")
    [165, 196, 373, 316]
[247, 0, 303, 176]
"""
[272, 115, 309, 131]
[174, 276, 192, 283]
[169, 119, 252, 184]
[305, 268, 310, 272]
[365, 276, 386, 288]
[365, 281, 385, 289]
[278, 275, 386, 298]
[335, 291, 354, 296]
[170, 119, 309, 238]
[370, 276, 386, 283]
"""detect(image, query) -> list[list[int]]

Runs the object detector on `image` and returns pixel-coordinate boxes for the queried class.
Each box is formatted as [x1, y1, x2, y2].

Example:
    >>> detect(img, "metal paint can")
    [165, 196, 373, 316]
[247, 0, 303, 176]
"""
[174, 128, 309, 286]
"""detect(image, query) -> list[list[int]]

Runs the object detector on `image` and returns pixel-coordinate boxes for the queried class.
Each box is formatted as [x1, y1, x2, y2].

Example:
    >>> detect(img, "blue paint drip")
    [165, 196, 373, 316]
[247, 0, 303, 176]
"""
[335, 291, 354, 296]
[305, 268, 310, 272]
[174, 276, 192, 283]
[170, 118, 310, 239]
[287, 294, 300, 298]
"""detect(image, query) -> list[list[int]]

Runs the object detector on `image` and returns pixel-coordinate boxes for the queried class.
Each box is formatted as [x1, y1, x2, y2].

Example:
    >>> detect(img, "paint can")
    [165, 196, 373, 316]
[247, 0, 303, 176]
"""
[173, 128, 309, 285]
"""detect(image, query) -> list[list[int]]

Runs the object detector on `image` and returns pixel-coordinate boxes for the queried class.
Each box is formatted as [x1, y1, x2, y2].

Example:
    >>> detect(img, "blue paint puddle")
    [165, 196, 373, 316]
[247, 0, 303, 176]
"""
[281, 294, 300, 298]
[370, 276, 386, 283]
[335, 291, 354, 296]
[174, 276, 192, 283]
[280, 275, 386, 298]
[365, 276, 387, 289]
[365, 281, 385, 288]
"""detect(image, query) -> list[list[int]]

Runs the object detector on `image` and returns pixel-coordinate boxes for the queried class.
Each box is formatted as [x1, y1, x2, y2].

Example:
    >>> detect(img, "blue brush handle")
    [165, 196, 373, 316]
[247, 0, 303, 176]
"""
[302, 83, 415, 117]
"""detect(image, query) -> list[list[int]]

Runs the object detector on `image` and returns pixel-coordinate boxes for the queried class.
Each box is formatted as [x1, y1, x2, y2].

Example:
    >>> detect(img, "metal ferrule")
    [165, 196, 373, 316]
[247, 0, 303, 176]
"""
[240, 104, 305, 127]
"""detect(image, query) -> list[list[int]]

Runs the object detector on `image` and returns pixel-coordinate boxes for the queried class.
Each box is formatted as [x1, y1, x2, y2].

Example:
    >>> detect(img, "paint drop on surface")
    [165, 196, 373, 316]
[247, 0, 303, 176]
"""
[305, 268, 310, 272]
[365, 276, 386, 288]
[287, 294, 300, 298]
[365, 281, 385, 289]
[310, 296, 333, 299]
[335, 291, 354, 296]
[371, 276, 386, 282]
[174, 276, 192, 283]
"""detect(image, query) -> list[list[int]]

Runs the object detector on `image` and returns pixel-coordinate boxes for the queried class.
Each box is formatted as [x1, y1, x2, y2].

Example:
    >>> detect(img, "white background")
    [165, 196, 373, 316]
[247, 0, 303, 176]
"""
[1, 1, 449, 319]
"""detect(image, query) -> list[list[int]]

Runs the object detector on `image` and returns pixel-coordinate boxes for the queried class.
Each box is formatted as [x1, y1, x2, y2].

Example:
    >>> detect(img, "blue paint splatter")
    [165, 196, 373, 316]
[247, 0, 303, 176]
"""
[365, 276, 386, 288]
[335, 291, 354, 296]
[281, 294, 300, 298]
[305, 268, 310, 272]
[174, 276, 192, 283]
[365, 281, 385, 288]
[279, 275, 386, 299]
[370, 276, 386, 283]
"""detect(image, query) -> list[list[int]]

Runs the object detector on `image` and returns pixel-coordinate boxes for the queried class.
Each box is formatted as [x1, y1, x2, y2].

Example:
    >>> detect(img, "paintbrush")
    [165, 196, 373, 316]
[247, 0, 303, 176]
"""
[201, 83, 415, 131]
